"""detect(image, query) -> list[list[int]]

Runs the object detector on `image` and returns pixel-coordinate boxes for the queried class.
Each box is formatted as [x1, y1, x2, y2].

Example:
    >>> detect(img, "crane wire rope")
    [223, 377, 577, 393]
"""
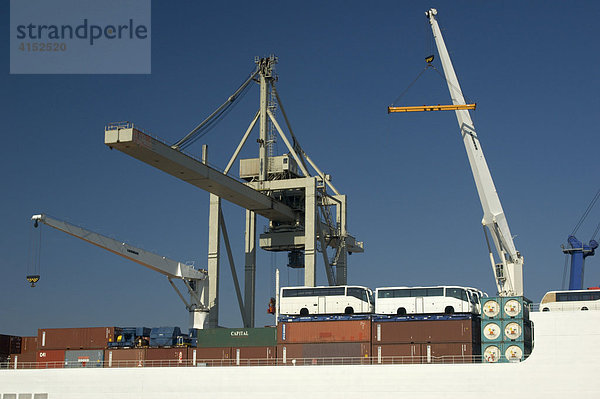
[173, 67, 259, 151]
[571, 187, 600, 236]
[26, 220, 42, 286]
[178, 83, 253, 151]
[389, 63, 475, 109]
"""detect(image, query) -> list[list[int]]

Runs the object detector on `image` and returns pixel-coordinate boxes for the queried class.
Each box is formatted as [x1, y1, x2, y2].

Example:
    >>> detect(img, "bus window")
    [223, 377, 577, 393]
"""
[446, 288, 467, 301]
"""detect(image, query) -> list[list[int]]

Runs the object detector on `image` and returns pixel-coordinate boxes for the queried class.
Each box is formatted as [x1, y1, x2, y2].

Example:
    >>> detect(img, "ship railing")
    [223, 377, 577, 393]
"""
[529, 303, 540, 312]
[2, 354, 520, 370]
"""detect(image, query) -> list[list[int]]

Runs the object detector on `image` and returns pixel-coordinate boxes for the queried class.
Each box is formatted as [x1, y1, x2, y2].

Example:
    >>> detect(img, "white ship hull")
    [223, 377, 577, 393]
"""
[1, 311, 598, 398]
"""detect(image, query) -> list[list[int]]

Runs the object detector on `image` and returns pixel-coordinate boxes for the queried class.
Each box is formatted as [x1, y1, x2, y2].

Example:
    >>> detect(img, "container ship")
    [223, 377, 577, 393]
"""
[3, 8, 599, 399]
[1, 304, 599, 398]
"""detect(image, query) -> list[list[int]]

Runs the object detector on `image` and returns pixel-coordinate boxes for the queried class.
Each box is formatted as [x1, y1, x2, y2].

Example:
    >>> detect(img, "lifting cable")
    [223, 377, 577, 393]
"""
[173, 67, 259, 151]
[26, 220, 42, 287]
[389, 65, 431, 107]
[389, 58, 475, 110]
[571, 187, 600, 237]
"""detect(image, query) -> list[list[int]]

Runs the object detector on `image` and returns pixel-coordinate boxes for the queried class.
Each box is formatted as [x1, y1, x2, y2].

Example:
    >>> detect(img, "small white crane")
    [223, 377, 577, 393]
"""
[31, 213, 210, 329]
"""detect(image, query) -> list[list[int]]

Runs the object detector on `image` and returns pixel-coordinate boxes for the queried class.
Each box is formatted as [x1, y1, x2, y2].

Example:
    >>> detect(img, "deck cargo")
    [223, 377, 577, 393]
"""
[231, 346, 276, 366]
[372, 342, 479, 364]
[277, 342, 370, 365]
[196, 327, 276, 348]
[194, 347, 231, 366]
[38, 327, 119, 350]
[149, 327, 182, 347]
[372, 315, 480, 344]
[104, 348, 146, 368]
[0, 335, 21, 356]
[277, 319, 371, 343]
[145, 347, 188, 366]
[36, 349, 65, 369]
[9, 337, 39, 369]
[65, 349, 104, 368]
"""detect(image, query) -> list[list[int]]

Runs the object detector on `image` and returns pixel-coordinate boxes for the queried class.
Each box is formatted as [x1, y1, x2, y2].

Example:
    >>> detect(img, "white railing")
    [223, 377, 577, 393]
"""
[0, 353, 531, 370]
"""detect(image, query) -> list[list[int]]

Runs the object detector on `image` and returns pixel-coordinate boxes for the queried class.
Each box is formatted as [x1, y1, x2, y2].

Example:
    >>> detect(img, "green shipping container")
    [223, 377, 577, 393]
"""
[197, 327, 276, 348]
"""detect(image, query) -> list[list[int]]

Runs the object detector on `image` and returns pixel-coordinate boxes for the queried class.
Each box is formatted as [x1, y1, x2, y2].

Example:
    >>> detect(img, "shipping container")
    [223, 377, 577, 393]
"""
[21, 336, 38, 354]
[372, 343, 422, 364]
[145, 347, 188, 367]
[194, 347, 231, 366]
[277, 343, 370, 365]
[36, 350, 65, 368]
[231, 346, 276, 366]
[372, 342, 479, 364]
[196, 327, 276, 348]
[65, 349, 104, 368]
[104, 348, 146, 368]
[0, 335, 22, 356]
[372, 318, 479, 344]
[277, 320, 371, 343]
[9, 351, 37, 369]
[38, 327, 119, 350]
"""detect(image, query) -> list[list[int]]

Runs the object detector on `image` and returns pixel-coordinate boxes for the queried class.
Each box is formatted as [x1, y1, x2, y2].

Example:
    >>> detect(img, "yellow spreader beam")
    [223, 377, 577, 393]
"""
[388, 104, 476, 113]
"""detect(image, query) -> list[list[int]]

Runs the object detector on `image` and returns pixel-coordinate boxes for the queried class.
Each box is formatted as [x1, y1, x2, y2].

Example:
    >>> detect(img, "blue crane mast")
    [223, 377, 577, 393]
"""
[562, 236, 598, 290]
[563, 189, 600, 290]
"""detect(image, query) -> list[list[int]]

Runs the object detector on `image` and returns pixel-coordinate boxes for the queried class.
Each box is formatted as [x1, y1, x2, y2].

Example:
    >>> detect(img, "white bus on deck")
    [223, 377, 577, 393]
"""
[540, 288, 600, 312]
[279, 285, 374, 316]
[375, 286, 484, 315]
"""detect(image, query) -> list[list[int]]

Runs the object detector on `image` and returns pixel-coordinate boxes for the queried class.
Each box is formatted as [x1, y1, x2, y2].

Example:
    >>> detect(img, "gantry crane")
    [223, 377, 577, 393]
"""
[105, 56, 363, 328]
[31, 214, 209, 329]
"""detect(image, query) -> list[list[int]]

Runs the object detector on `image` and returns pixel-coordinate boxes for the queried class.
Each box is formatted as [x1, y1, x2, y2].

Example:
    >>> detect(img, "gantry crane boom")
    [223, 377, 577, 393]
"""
[426, 9, 524, 296]
[31, 213, 209, 328]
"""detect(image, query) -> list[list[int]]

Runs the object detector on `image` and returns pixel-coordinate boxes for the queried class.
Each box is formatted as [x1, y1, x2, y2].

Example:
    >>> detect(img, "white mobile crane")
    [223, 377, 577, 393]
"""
[31, 214, 210, 329]
[425, 9, 524, 296]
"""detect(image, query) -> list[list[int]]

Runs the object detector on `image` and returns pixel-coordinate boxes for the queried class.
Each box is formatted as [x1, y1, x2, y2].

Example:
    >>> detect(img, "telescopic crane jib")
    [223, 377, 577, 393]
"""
[425, 8, 524, 296]
[390, 9, 524, 296]
[30, 214, 210, 330]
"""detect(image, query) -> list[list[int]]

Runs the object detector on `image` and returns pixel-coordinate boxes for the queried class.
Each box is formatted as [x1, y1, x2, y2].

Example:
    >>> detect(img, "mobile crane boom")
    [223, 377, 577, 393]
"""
[31, 214, 209, 328]
[426, 9, 524, 296]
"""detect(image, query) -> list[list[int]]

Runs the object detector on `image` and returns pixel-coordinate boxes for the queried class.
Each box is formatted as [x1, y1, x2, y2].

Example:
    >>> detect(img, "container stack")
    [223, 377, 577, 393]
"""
[481, 296, 533, 363]
[8, 336, 37, 368]
[37, 327, 119, 368]
[0, 335, 22, 365]
[277, 315, 371, 365]
[195, 327, 276, 366]
[371, 314, 481, 364]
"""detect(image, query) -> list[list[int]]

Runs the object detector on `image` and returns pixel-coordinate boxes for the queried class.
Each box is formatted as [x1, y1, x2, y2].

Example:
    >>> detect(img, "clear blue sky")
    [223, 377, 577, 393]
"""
[2, 1, 600, 335]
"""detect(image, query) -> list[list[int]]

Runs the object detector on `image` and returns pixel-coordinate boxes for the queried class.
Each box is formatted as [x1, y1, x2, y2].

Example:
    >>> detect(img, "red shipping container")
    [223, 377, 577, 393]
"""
[231, 346, 276, 366]
[36, 350, 65, 368]
[277, 343, 370, 366]
[21, 336, 38, 354]
[371, 343, 422, 364]
[372, 342, 477, 364]
[277, 320, 371, 343]
[38, 327, 118, 350]
[145, 347, 188, 367]
[105, 348, 146, 368]
[9, 351, 37, 369]
[194, 347, 231, 366]
[372, 319, 479, 344]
